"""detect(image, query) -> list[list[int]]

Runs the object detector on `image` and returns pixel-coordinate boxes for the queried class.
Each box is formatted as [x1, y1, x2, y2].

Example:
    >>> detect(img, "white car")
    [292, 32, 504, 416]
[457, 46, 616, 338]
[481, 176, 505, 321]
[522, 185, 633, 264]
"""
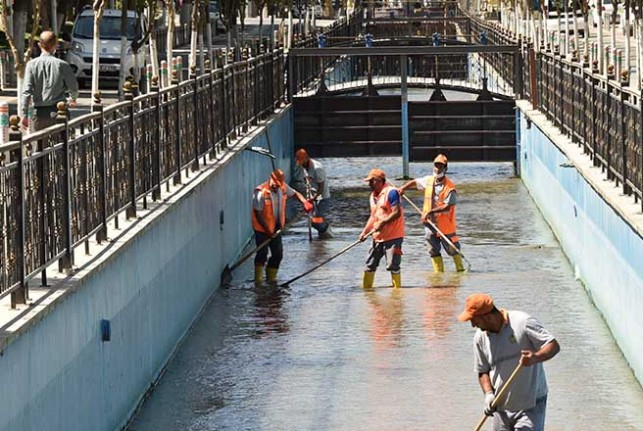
[590, 0, 618, 26]
[65, 8, 148, 86]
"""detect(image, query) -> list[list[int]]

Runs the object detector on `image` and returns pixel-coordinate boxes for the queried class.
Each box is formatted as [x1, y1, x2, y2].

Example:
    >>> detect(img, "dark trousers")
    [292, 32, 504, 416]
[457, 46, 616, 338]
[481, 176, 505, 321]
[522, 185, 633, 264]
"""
[33, 105, 58, 131]
[254, 229, 283, 269]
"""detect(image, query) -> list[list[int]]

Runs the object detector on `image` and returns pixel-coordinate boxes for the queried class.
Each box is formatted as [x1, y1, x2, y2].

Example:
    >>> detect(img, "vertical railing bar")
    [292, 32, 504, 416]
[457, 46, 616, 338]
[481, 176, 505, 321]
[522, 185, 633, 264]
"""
[94, 93, 108, 243]
[9, 118, 26, 307]
[57, 103, 74, 272]
[124, 82, 137, 219]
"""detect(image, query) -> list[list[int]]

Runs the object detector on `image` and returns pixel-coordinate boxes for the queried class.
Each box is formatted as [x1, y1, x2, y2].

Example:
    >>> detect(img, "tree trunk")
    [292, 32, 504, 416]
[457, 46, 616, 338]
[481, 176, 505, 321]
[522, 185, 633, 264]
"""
[39, 0, 51, 30]
[637, 16, 642, 89]
[598, 0, 604, 71]
[258, 7, 264, 41]
[92, 2, 106, 103]
[270, 13, 274, 50]
[624, 1, 630, 76]
[118, 0, 129, 97]
[13, 0, 28, 56]
[190, 0, 199, 73]
[167, 1, 175, 86]
[148, 4, 160, 82]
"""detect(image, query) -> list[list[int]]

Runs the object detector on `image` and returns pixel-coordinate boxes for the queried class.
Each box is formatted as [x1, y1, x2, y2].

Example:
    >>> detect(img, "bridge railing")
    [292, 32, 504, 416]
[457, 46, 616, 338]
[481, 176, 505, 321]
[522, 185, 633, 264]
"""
[465, 11, 642, 211]
[0, 48, 287, 307]
[0, 12, 358, 307]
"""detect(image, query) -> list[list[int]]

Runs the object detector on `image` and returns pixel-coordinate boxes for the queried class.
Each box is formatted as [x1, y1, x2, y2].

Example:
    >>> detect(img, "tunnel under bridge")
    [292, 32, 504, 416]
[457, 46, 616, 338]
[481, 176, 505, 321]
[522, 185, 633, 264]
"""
[287, 43, 522, 164]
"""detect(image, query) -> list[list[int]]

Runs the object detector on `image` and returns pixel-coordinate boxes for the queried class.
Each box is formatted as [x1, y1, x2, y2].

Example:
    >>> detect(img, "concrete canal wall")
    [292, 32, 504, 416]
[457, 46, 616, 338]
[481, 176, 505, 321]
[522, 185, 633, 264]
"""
[0, 108, 294, 431]
[517, 101, 643, 386]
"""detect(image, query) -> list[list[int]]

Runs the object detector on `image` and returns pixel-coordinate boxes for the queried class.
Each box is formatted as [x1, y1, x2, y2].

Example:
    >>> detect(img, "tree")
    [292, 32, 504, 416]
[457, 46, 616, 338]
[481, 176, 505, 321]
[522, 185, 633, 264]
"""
[220, 0, 243, 51]
[0, 0, 40, 118]
[164, 0, 176, 85]
[91, 0, 106, 104]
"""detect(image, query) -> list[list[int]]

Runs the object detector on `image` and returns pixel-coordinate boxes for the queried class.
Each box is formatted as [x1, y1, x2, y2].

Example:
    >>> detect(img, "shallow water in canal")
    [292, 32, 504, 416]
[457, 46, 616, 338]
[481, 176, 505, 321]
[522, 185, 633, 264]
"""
[129, 157, 643, 431]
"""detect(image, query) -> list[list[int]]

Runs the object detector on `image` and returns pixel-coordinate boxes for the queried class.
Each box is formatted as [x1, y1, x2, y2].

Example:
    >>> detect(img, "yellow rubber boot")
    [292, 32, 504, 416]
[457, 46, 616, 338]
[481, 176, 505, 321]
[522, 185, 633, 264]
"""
[391, 272, 402, 288]
[453, 254, 465, 272]
[362, 271, 375, 289]
[254, 265, 264, 284]
[431, 256, 444, 273]
[266, 267, 278, 283]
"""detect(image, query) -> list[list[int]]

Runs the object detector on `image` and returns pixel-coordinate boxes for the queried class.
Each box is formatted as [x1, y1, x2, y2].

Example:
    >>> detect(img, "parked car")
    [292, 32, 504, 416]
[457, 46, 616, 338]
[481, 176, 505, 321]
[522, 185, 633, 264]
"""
[65, 8, 148, 86]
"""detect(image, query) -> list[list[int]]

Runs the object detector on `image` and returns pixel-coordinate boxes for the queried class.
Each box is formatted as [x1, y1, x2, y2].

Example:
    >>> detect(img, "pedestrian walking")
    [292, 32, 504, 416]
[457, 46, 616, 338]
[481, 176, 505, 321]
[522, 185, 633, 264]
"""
[458, 293, 561, 431]
[291, 149, 333, 239]
[252, 169, 313, 284]
[399, 154, 464, 272]
[358, 168, 405, 289]
[20, 31, 79, 131]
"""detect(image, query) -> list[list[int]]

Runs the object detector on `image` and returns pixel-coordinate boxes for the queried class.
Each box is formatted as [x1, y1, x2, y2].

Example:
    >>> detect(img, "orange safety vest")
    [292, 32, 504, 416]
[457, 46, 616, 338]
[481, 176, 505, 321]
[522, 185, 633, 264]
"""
[422, 176, 458, 241]
[251, 182, 287, 234]
[368, 185, 405, 242]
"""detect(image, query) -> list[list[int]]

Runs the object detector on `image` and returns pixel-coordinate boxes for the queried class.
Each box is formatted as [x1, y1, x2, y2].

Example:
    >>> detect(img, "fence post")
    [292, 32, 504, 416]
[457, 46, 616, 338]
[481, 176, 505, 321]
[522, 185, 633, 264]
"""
[219, 51, 228, 151]
[514, 49, 523, 100]
[151, 77, 162, 201]
[172, 70, 182, 185]
[191, 66, 199, 172]
[124, 81, 137, 219]
[56, 102, 74, 273]
[93, 92, 108, 243]
[620, 85, 629, 196]
[529, 48, 538, 108]
[9, 116, 26, 307]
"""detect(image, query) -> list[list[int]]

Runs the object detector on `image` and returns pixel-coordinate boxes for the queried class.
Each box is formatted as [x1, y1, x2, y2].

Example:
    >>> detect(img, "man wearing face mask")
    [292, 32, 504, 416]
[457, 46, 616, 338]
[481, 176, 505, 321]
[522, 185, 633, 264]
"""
[398, 154, 464, 272]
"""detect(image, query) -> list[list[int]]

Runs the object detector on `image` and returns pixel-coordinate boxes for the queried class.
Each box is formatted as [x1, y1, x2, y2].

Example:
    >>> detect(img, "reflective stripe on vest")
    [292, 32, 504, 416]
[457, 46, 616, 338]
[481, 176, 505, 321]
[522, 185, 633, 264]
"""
[251, 182, 287, 233]
[422, 176, 458, 240]
[369, 185, 405, 242]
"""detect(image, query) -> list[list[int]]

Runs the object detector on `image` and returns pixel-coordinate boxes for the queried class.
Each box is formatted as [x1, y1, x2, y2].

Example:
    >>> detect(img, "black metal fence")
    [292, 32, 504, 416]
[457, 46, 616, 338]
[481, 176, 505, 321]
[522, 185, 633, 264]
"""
[0, 47, 286, 307]
[468, 12, 642, 212]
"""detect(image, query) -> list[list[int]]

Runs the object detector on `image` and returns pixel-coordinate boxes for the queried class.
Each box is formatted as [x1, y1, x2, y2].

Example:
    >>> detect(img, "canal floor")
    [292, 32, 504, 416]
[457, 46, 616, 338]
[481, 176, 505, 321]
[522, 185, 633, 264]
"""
[128, 157, 643, 431]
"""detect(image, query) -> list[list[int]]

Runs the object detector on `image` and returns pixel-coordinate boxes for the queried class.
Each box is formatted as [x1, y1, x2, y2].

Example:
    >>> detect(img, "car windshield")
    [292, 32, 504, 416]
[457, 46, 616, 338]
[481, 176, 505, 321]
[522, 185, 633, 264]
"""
[209, 3, 220, 13]
[73, 16, 139, 40]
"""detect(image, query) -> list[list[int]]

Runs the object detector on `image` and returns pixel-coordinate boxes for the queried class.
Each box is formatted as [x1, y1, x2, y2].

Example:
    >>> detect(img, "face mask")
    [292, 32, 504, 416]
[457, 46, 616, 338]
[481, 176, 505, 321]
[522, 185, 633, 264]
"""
[435, 171, 445, 179]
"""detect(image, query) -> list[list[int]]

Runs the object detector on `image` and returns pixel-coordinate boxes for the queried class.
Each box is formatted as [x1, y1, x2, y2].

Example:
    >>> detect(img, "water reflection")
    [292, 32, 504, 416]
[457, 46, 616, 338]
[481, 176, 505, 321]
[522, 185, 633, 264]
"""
[422, 276, 462, 343]
[252, 285, 290, 337]
[364, 289, 405, 350]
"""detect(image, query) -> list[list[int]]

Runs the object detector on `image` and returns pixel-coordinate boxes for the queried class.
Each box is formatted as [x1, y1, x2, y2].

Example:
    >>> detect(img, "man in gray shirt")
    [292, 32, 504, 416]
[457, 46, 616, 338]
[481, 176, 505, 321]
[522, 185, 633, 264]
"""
[20, 31, 79, 131]
[459, 293, 560, 431]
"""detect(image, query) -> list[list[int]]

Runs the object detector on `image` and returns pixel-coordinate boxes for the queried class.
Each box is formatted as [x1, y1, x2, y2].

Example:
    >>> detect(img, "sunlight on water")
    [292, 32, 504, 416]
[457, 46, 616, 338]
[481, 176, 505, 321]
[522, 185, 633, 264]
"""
[129, 158, 643, 431]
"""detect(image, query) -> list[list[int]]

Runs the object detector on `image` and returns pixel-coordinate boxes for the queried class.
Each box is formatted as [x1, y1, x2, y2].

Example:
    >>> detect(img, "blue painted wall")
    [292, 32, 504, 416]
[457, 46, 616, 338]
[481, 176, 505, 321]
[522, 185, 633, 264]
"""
[0, 108, 294, 431]
[518, 108, 643, 385]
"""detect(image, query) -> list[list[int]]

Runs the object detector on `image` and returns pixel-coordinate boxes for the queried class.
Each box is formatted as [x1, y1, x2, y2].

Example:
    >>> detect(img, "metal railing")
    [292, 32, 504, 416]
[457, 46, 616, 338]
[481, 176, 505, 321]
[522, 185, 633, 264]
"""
[0, 47, 286, 307]
[466, 11, 642, 212]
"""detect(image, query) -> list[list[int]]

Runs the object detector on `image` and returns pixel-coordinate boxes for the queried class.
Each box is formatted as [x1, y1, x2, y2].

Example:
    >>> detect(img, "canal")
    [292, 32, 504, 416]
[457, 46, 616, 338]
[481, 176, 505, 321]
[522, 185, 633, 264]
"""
[128, 157, 643, 430]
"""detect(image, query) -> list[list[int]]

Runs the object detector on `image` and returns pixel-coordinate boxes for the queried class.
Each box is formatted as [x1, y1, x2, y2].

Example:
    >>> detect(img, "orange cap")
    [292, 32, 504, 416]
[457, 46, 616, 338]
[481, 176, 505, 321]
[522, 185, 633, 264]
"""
[364, 168, 386, 181]
[270, 169, 285, 186]
[434, 154, 448, 166]
[458, 293, 494, 322]
[295, 148, 309, 163]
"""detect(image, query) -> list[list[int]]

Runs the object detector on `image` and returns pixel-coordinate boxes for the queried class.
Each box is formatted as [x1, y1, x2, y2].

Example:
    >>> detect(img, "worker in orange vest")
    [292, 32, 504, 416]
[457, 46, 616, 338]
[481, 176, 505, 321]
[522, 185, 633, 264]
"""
[399, 154, 465, 272]
[358, 168, 405, 289]
[252, 169, 314, 283]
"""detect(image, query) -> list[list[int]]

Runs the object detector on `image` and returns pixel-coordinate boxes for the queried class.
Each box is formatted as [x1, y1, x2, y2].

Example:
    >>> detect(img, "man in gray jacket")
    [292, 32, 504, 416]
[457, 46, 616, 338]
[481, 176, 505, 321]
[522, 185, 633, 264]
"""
[21, 31, 79, 131]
